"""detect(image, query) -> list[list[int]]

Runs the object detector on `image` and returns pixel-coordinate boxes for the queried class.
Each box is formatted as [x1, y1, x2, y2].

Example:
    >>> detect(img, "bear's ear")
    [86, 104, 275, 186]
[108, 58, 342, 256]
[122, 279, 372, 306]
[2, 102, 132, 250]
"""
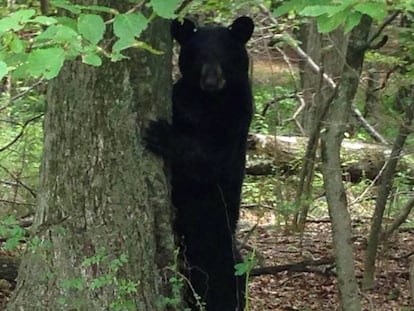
[228, 16, 254, 44]
[171, 18, 197, 45]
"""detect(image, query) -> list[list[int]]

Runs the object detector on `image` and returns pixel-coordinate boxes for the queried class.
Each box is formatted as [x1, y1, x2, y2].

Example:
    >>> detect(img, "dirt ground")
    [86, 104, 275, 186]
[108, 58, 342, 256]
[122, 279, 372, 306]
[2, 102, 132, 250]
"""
[241, 208, 414, 311]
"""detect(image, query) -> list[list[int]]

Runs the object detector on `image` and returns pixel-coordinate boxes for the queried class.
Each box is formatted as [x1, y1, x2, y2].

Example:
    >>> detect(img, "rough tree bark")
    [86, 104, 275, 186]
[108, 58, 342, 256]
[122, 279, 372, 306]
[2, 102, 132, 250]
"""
[6, 11, 175, 311]
[320, 15, 373, 311]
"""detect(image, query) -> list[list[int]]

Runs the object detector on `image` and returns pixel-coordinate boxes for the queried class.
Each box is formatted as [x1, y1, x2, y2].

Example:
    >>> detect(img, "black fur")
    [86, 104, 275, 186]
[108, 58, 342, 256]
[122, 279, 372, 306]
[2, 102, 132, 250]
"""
[144, 16, 254, 311]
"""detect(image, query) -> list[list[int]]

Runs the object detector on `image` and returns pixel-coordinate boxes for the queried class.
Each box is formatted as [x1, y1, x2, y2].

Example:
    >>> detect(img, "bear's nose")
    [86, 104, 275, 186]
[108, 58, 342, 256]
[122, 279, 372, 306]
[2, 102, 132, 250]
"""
[200, 63, 226, 92]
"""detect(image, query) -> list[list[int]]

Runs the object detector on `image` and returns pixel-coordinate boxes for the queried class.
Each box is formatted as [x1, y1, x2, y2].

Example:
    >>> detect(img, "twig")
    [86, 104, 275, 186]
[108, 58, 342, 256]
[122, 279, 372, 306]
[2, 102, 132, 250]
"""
[367, 10, 401, 47]
[351, 104, 389, 145]
[0, 165, 37, 198]
[257, 4, 337, 90]
[261, 94, 298, 116]
[175, 0, 195, 14]
[0, 199, 35, 207]
[104, 1, 146, 25]
[358, 288, 375, 311]
[10, 78, 44, 102]
[374, 66, 399, 92]
[383, 196, 414, 239]
[0, 114, 44, 153]
[349, 160, 388, 206]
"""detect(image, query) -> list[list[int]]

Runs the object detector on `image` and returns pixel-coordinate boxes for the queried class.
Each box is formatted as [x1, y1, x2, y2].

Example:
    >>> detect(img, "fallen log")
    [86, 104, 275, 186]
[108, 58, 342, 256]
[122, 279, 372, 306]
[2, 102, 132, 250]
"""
[246, 134, 414, 182]
[250, 257, 336, 277]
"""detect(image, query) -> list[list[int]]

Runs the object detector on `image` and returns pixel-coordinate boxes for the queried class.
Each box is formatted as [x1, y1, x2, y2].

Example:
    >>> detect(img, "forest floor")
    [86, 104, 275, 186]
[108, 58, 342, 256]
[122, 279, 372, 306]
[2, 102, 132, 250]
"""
[241, 207, 414, 311]
[0, 208, 412, 310]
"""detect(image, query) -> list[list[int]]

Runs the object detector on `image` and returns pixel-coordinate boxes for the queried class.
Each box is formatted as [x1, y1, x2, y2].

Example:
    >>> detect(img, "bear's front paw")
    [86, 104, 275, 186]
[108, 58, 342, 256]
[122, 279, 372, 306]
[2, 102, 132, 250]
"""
[143, 119, 172, 157]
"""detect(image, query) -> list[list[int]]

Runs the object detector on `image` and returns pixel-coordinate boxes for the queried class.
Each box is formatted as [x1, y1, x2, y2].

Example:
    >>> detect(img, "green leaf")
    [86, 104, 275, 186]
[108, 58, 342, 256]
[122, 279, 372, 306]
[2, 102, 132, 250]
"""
[51, 0, 81, 14]
[0, 17, 21, 33]
[0, 9, 35, 32]
[273, 0, 302, 16]
[317, 12, 346, 33]
[0, 61, 7, 80]
[4, 237, 20, 250]
[273, 0, 329, 16]
[344, 11, 362, 33]
[31, 16, 58, 25]
[27, 47, 65, 79]
[10, 36, 24, 53]
[55, 16, 77, 30]
[150, 0, 180, 18]
[110, 52, 129, 62]
[82, 53, 102, 66]
[301, 1, 355, 17]
[77, 14, 105, 44]
[61, 278, 84, 290]
[113, 13, 148, 40]
[300, 5, 332, 17]
[82, 5, 116, 14]
[11, 9, 36, 23]
[354, 2, 387, 21]
[2, 215, 17, 226]
[112, 37, 135, 52]
[35, 25, 79, 43]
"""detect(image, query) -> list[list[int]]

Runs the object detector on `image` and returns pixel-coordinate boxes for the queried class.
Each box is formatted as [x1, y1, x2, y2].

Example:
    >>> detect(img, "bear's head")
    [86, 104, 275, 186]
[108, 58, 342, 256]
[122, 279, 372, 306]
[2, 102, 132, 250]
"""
[171, 17, 254, 92]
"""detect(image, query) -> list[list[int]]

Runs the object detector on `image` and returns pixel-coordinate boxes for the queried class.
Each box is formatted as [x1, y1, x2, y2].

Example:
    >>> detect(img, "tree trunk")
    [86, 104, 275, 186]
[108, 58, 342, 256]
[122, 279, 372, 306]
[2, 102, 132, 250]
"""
[321, 15, 373, 311]
[362, 87, 414, 289]
[7, 13, 175, 311]
[297, 19, 322, 135]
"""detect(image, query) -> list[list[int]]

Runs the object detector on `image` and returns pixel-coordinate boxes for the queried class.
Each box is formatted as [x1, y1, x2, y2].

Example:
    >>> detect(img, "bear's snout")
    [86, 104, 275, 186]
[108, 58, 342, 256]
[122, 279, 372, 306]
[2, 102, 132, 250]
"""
[200, 63, 226, 92]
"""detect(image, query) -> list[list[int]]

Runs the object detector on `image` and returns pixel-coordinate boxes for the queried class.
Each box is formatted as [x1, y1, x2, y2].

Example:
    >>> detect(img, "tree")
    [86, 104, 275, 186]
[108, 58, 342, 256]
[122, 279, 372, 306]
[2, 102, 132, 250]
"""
[273, 2, 388, 310]
[320, 15, 373, 311]
[6, 4, 175, 311]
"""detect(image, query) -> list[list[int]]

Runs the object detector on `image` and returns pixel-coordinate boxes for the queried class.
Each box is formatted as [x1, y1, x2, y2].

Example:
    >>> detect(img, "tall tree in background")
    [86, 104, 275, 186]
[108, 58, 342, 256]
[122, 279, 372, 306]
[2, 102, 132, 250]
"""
[320, 15, 373, 311]
[6, 5, 175, 311]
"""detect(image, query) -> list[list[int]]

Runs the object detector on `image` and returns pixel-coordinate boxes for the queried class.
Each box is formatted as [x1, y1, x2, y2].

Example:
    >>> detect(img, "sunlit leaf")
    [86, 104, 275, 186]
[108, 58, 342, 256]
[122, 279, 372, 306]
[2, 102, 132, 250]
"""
[31, 16, 58, 25]
[77, 14, 105, 44]
[112, 37, 135, 52]
[354, 2, 387, 21]
[27, 47, 65, 79]
[344, 11, 362, 33]
[113, 13, 148, 40]
[51, 0, 81, 14]
[82, 53, 102, 66]
[150, 0, 180, 18]
[317, 12, 346, 33]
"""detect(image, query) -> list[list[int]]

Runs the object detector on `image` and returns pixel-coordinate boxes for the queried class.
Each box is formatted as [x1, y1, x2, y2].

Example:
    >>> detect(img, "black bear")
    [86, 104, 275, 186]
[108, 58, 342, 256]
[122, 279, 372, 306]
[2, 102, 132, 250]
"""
[144, 16, 254, 311]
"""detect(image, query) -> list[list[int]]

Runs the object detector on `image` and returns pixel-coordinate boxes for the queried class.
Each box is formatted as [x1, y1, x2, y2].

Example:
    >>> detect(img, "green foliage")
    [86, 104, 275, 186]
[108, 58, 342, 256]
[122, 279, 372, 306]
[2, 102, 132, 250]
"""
[188, 0, 266, 23]
[0, 1, 177, 81]
[243, 175, 278, 206]
[159, 249, 192, 311]
[77, 14, 105, 45]
[0, 92, 43, 214]
[0, 215, 26, 250]
[59, 249, 138, 311]
[234, 251, 257, 276]
[150, 0, 181, 18]
[252, 84, 298, 135]
[274, 0, 388, 33]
